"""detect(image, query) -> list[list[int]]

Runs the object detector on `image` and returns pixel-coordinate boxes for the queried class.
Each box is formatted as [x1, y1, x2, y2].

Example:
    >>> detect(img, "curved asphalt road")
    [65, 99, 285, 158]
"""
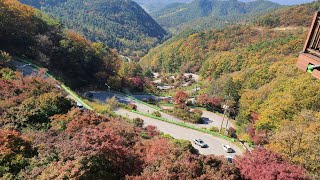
[115, 109, 242, 156]
[90, 91, 244, 157]
[12, 61, 244, 157]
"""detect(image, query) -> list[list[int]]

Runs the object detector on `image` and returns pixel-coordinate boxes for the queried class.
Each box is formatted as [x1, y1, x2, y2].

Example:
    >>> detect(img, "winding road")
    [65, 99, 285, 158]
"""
[89, 91, 244, 157]
[13, 60, 245, 157]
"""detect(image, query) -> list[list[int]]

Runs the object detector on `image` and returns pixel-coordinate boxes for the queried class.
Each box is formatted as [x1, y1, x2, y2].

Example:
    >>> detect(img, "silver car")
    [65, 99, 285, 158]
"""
[193, 139, 208, 148]
[222, 144, 233, 153]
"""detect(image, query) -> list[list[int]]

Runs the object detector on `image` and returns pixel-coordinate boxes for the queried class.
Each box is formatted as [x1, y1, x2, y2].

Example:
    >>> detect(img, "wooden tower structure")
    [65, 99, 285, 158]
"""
[297, 11, 320, 79]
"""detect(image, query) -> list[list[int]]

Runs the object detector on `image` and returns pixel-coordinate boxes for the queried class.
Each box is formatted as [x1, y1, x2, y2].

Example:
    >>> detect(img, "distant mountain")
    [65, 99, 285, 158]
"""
[20, 0, 168, 58]
[152, 0, 281, 33]
[134, 0, 192, 13]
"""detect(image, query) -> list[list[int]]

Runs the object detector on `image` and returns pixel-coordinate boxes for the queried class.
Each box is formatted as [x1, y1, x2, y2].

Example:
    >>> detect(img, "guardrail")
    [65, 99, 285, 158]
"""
[131, 110, 236, 142]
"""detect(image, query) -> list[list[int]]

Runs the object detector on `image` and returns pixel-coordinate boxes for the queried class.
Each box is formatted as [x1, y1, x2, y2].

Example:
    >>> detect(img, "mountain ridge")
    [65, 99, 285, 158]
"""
[20, 0, 169, 58]
[152, 0, 281, 33]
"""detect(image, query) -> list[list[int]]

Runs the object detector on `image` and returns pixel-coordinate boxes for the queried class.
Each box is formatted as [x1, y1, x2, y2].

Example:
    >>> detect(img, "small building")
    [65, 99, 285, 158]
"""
[297, 11, 320, 79]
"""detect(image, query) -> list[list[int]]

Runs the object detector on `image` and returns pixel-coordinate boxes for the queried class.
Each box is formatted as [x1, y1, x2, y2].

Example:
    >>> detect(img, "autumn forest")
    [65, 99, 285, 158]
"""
[1, 0, 319, 179]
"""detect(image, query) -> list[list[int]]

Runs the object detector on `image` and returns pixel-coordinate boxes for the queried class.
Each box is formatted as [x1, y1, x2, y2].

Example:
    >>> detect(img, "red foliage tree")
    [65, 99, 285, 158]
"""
[196, 93, 208, 106]
[30, 122, 142, 179]
[25, 110, 143, 179]
[235, 148, 309, 180]
[51, 108, 110, 133]
[173, 90, 189, 105]
[207, 96, 223, 109]
[0, 130, 36, 176]
[129, 146, 241, 180]
[127, 77, 144, 91]
[145, 125, 160, 138]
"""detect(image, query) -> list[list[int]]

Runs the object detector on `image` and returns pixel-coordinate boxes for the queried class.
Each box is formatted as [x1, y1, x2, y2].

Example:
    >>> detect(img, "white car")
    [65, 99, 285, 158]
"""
[193, 139, 208, 148]
[76, 101, 84, 110]
[222, 145, 233, 153]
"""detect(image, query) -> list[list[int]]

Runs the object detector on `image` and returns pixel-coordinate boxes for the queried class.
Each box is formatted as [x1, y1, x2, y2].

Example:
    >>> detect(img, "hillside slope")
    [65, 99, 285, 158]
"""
[20, 0, 168, 58]
[142, 1, 320, 177]
[152, 0, 281, 33]
[0, 0, 121, 89]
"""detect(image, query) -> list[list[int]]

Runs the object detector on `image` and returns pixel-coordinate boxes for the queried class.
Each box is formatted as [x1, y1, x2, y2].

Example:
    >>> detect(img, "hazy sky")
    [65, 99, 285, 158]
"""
[273, 0, 315, 5]
[243, 0, 316, 5]
[240, 0, 315, 5]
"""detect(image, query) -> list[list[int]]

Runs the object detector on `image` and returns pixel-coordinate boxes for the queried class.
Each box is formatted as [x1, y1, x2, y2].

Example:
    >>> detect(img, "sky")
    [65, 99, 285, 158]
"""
[241, 0, 316, 5]
[271, 0, 315, 5]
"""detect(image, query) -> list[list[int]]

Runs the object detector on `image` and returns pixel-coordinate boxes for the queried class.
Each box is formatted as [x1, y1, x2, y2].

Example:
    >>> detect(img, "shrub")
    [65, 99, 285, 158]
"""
[145, 125, 159, 138]
[165, 107, 203, 124]
[186, 100, 194, 106]
[151, 111, 161, 117]
[173, 90, 188, 104]
[133, 118, 144, 128]
[0, 50, 11, 65]
[160, 134, 174, 139]
[192, 109, 203, 116]
[209, 126, 219, 132]
[128, 103, 137, 111]
[0, 68, 15, 80]
[87, 100, 111, 114]
[172, 139, 197, 153]
[105, 96, 118, 110]
[140, 131, 150, 139]
[190, 113, 203, 124]
[227, 127, 237, 138]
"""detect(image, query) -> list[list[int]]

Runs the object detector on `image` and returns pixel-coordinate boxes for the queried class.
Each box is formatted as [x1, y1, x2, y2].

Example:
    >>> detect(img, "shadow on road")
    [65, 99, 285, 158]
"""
[201, 117, 213, 124]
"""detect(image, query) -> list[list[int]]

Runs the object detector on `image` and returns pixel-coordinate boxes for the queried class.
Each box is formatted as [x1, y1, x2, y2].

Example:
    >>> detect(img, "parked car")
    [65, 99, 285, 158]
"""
[193, 139, 208, 148]
[76, 101, 84, 110]
[222, 145, 233, 153]
[226, 156, 233, 163]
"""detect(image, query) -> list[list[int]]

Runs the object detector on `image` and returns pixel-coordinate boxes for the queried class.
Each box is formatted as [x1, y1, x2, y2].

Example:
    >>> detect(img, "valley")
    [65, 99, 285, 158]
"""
[1, 0, 319, 179]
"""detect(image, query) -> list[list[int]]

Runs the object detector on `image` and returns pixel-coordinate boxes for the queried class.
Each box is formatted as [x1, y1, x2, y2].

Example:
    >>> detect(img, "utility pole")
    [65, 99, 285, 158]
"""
[219, 104, 229, 133]
[225, 107, 231, 130]
[220, 93, 232, 134]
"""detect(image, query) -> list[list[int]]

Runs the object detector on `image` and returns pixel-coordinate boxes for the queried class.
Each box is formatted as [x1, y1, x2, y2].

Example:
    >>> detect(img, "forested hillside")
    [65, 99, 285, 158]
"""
[151, 0, 281, 33]
[20, 0, 168, 58]
[0, 0, 315, 179]
[142, 1, 320, 177]
[0, 0, 121, 89]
